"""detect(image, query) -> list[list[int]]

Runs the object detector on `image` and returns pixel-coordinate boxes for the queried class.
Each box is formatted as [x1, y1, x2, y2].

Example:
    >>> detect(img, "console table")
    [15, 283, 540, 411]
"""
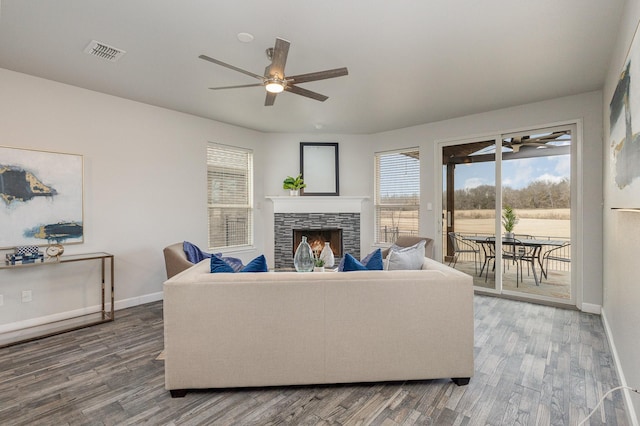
[0, 252, 114, 348]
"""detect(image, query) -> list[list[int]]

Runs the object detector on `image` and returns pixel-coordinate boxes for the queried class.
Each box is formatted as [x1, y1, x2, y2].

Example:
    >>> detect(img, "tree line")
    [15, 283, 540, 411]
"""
[449, 178, 570, 210]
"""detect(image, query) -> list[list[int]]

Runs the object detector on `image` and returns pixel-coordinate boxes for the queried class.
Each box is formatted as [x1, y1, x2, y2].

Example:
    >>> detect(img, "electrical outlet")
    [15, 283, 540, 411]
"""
[22, 290, 32, 303]
[0, 295, 3, 306]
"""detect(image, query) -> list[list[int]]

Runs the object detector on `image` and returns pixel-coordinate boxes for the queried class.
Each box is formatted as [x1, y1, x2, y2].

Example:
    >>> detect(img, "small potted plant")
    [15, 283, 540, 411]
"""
[313, 256, 325, 272]
[283, 174, 306, 196]
[502, 205, 519, 239]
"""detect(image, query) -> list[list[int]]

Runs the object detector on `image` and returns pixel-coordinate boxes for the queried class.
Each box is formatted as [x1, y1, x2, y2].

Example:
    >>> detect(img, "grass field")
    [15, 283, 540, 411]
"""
[450, 209, 570, 239]
[378, 208, 570, 240]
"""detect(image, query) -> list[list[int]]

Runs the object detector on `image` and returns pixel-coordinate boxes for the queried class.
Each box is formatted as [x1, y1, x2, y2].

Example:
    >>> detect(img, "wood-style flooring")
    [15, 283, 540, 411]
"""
[0, 296, 630, 425]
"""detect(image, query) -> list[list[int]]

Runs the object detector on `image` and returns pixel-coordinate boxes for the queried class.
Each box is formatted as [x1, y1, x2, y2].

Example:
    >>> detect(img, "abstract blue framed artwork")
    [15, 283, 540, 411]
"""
[0, 146, 83, 248]
[609, 21, 640, 208]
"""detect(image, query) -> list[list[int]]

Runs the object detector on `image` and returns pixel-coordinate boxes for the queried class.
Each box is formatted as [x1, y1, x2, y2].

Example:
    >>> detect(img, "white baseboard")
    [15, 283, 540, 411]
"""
[581, 302, 602, 314]
[0, 305, 101, 334]
[0, 291, 164, 334]
[114, 291, 163, 310]
[601, 307, 639, 426]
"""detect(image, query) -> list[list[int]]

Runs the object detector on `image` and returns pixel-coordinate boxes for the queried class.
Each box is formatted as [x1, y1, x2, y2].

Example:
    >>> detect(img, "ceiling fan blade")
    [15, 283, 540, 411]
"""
[266, 38, 290, 78]
[209, 83, 264, 90]
[199, 54, 264, 80]
[265, 92, 277, 106]
[531, 131, 568, 143]
[287, 67, 349, 84]
[285, 85, 328, 102]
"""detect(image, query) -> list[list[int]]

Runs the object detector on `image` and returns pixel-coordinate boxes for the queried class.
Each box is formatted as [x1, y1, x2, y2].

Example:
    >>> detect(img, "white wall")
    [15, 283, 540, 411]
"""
[260, 133, 373, 263]
[602, 0, 640, 423]
[0, 68, 265, 327]
[366, 91, 604, 308]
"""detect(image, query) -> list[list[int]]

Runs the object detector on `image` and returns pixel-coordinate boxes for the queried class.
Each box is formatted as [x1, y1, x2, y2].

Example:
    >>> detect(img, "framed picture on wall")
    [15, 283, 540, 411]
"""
[609, 20, 640, 208]
[300, 142, 339, 196]
[0, 146, 84, 248]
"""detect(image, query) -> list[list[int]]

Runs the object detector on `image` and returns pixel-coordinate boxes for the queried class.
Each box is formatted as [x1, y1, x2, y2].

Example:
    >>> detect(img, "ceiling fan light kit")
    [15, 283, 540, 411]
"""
[265, 79, 286, 93]
[200, 37, 348, 106]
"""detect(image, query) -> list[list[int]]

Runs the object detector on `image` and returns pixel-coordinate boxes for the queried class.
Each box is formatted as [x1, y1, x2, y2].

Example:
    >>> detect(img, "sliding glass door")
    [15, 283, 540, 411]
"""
[442, 138, 498, 290]
[441, 125, 574, 304]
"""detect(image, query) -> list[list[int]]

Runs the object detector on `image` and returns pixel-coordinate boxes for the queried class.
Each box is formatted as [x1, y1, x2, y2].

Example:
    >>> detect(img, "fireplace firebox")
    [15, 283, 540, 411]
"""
[293, 228, 342, 257]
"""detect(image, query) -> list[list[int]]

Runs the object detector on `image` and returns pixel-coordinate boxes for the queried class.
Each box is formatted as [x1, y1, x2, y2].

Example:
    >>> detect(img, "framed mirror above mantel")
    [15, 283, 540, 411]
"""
[300, 142, 339, 196]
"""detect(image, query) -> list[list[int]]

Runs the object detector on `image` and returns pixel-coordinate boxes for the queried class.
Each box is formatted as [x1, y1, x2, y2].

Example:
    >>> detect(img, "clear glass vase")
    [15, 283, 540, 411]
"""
[319, 241, 335, 268]
[293, 236, 314, 272]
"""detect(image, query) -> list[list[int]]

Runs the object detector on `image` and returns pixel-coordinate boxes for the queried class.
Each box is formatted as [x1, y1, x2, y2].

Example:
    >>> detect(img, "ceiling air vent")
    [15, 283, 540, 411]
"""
[84, 40, 126, 62]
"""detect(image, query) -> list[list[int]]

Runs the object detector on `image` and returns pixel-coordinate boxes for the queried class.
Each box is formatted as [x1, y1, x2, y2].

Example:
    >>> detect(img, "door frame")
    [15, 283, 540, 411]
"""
[434, 120, 580, 307]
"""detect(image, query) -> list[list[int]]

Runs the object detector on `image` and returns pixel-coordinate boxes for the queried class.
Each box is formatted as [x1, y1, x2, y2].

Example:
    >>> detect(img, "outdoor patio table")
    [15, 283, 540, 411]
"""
[462, 236, 567, 286]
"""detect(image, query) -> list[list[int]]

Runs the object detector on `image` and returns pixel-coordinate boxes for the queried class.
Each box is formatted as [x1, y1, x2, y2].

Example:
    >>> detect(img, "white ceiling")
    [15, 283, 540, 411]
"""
[0, 0, 625, 134]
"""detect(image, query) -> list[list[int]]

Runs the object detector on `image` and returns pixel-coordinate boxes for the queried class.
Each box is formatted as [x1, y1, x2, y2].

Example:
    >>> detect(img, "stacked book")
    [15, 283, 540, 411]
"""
[5, 246, 45, 265]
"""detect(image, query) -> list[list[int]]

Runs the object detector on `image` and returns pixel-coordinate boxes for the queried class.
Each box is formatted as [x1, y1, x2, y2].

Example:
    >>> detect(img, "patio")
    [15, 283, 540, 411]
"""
[450, 257, 571, 300]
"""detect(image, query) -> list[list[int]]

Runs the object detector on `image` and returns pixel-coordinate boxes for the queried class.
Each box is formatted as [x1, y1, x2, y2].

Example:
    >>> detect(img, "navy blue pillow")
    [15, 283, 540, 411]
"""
[210, 255, 235, 273]
[240, 255, 268, 273]
[183, 241, 224, 264]
[222, 256, 244, 272]
[211, 254, 268, 273]
[339, 249, 383, 271]
[361, 248, 383, 270]
[183, 241, 211, 263]
[342, 253, 368, 271]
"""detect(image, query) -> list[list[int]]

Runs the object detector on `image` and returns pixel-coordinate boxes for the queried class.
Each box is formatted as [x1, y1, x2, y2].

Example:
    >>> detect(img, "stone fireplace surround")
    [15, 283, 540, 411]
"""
[274, 213, 359, 269]
[268, 196, 368, 270]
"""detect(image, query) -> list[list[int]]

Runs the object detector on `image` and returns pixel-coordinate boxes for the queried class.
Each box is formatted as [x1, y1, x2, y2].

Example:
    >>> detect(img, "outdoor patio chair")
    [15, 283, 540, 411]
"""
[541, 242, 571, 281]
[481, 237, 496, 282]
[448, 232, 480, 275]
[514, 234, 536, 276]
[502, 238, 539, 287]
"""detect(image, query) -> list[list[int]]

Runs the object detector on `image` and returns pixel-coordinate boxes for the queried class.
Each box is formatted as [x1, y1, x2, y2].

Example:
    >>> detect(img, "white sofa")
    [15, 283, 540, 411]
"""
[163, 256, 474, 397]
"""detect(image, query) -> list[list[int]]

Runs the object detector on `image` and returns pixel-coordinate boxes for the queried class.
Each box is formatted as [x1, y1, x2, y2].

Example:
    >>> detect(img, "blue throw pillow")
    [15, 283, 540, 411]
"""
[183, 241, 222, 264]
[339, 249, 383, 271]
[342, 251, 383, 272]
[361, 248, 383, 270]
[222, 256, 244, 272]
[183, 241, 211, 263]
[342, 253, 368, 271]
[240, 255, 268, 273]
[210, 254, 268, 273]
[210, 255, 235, 273]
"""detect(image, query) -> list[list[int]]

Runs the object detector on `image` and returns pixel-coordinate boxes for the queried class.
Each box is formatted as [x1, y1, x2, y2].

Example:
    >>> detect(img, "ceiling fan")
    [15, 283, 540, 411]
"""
[502, 132, 569, 153]
[199, 38, 348, 106]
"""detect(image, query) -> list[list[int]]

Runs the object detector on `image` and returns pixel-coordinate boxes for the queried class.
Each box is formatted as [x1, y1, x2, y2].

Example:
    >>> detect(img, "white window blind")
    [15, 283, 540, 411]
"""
[207, 143, 253, 250]
[374, 148, 420, 243]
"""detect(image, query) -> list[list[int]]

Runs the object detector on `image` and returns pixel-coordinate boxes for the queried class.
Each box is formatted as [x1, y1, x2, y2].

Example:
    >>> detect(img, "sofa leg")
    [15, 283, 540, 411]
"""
[170, 389, 188, 398]
[451, 377, 470, 386]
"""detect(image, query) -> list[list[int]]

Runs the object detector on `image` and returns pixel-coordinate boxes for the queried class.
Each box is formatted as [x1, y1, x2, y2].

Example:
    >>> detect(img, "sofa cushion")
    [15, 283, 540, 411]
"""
[386, 240, 426, 270]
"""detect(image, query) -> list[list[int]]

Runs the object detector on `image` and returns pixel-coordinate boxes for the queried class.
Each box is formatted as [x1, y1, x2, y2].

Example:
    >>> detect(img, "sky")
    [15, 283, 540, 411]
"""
[453, 155, 570, 190]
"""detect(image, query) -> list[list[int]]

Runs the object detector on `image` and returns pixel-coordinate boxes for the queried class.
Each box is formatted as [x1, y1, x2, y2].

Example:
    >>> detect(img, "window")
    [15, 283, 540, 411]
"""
[207, 143, 253, 250]
[374, 148, 420, 243]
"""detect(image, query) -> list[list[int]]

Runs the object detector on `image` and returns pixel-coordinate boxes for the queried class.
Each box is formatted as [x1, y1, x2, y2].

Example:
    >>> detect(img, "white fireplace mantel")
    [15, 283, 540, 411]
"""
[266, 195, 369, 214]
